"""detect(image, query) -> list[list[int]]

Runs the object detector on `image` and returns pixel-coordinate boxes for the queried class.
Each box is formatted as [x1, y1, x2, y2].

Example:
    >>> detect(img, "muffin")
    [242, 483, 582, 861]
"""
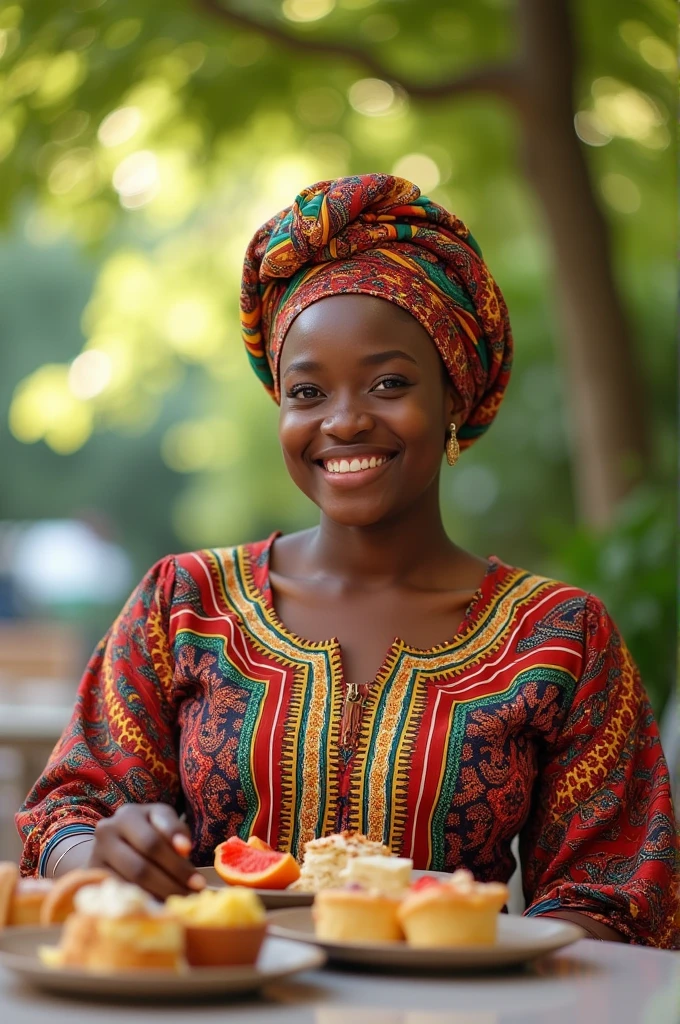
[39, 867, 111, 924]
[0, 864, 53, 927]
[40, 878, 184, 972]
[166, 886, 266, 967]
[397, 870, 509, 947]
[313, 888, 403, 943]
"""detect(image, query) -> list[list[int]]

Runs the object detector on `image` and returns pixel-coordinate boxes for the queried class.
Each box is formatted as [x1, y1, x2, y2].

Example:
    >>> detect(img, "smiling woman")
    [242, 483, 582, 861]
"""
[16, 175, 678, 950]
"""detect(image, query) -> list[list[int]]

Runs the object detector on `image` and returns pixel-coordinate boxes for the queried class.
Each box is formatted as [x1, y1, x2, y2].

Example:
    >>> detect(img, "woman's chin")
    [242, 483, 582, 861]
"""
[318, 499, 396, 529]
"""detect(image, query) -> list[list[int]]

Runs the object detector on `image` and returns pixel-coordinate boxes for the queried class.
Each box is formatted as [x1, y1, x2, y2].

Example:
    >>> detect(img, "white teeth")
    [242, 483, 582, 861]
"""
[324, 455, 391, 474]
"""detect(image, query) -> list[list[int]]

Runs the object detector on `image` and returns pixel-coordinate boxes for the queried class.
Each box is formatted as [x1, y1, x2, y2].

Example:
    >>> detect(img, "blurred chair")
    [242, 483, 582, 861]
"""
[0, 620, 82, 861]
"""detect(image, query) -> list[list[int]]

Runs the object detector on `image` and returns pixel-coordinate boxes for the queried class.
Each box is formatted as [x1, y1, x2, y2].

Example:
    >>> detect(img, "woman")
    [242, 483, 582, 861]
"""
[17, 175, 677, 947]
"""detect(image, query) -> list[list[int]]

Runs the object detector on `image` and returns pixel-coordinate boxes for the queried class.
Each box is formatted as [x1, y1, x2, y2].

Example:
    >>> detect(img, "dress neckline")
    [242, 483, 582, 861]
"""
[241, 533, 507, 670]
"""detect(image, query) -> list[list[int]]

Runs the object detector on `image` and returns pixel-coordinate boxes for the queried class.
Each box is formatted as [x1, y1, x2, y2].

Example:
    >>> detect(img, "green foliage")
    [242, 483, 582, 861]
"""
[0, 0, 675, 708]
[543, 483, 676, 715]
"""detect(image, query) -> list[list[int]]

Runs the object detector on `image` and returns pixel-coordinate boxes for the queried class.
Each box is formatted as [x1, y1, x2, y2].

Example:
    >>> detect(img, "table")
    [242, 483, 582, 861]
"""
[1, 939, 677, 1024]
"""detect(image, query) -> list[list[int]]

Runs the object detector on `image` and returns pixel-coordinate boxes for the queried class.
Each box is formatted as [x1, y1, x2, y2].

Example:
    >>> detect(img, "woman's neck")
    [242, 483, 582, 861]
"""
[309, 481, 457, 586]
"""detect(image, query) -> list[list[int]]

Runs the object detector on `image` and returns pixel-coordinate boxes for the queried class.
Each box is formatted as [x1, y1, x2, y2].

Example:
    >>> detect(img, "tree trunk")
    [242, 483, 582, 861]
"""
[516, 0, 649, 526]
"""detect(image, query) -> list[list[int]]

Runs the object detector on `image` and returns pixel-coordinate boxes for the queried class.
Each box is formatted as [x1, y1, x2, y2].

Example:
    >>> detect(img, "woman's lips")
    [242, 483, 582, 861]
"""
[316, 452, 397, 486]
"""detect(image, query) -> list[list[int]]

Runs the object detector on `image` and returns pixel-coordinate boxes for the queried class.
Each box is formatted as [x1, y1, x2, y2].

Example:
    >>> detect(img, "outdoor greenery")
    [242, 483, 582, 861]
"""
[0, 0, 675, 711]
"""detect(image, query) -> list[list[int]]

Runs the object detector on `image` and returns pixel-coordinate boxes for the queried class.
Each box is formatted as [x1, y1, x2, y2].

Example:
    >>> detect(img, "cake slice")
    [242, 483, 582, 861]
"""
[342, 855, 412, 896]
[292, 831, 391, 892]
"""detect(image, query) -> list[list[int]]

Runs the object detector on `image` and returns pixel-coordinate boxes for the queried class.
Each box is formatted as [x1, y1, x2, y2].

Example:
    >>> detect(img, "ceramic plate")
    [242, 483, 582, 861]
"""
[0, 927, 325, 1000]
[196, 867, 452, 909]
[267, 909, 584, 970]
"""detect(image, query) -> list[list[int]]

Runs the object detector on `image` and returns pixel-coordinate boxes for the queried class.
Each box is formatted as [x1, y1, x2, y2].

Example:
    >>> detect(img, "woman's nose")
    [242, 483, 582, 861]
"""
[320, 396, 375, 439]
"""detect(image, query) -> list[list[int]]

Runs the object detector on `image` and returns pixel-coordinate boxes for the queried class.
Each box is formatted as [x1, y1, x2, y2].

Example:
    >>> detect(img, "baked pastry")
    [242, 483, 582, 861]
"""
[342, 855, 412, 896]
[313, 888, 403, 943]
[0, 862, 52, 926]
[40, 878, 184, 972]
[39, 867, 110, 924]
[397, 870, 509, 947]
[166, 886, 266, 967]
[292, 831, 392, 892]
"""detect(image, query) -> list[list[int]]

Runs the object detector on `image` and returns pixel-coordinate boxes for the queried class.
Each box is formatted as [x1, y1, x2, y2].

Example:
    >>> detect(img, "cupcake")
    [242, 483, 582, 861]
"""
[0, 863, 52, 927]
[397, 870, 509, 947]
[313, 888, 403, 943]
[40, 878, 184, 972]
[166, 886, 266, 967]
[39, 867, 111, 924]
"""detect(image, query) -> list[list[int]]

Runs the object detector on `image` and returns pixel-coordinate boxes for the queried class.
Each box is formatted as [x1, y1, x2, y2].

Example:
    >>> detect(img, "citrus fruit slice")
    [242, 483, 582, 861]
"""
[214, 836, 301, 890]
[246, 835, 273, 853]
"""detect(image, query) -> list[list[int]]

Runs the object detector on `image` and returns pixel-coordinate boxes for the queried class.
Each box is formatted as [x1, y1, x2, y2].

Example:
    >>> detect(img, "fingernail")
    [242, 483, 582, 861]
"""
[149, 810, 170, 834]
[188, 873, 206, 891]
[172, 834, 191, 855]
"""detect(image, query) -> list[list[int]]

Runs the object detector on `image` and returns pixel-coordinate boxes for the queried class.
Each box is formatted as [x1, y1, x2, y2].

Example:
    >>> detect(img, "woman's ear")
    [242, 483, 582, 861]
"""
[445, 385, 464, 431]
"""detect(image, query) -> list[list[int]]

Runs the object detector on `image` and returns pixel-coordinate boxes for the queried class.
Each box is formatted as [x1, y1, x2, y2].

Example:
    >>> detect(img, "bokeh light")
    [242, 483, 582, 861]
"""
[600, 173, 641, 214]
[112, 150, 159, 207]
[98, 106, 143, 148]
[282, 0, 336, 23]
[392, 153, 440, 193]
[68, 350, 113, 399]
[348, 78, 396, 116]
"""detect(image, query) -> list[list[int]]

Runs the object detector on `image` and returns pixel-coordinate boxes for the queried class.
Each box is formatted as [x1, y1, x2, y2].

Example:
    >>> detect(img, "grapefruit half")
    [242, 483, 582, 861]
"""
[214, 836, 301, 889]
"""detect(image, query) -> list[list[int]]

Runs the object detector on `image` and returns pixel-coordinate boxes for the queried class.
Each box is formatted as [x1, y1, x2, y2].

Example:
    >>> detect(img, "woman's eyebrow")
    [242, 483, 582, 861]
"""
[360, 349, 418, 366]
[283, 359, 321, 377]
[283, 349, 417, 378]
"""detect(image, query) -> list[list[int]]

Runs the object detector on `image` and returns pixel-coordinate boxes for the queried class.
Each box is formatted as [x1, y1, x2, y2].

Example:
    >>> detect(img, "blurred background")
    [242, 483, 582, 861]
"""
[0, 0, 676, 858]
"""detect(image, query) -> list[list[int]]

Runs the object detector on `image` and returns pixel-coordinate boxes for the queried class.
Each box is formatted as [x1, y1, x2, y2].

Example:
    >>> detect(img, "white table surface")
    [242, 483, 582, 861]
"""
[0, 939, 677, 1024]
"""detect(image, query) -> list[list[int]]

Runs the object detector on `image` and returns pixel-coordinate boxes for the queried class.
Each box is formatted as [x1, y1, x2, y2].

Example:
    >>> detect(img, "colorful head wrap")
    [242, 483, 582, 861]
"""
[240, 174, 513, 448]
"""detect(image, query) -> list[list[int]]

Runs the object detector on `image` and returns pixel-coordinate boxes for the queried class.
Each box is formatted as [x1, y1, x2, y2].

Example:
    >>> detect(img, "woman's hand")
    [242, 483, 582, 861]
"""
[89, 803, 206, 900]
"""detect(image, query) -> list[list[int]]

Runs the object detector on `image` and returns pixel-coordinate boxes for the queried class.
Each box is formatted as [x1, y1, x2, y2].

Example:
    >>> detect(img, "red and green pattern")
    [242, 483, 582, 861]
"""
[240, 174, 513, 450]
[17, 535, 678, 948]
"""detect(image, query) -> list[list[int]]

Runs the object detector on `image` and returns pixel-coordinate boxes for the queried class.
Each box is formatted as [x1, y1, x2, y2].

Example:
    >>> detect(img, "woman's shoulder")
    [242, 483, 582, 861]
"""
[487, 554, 608, 637]
[169, 534, 274, 573]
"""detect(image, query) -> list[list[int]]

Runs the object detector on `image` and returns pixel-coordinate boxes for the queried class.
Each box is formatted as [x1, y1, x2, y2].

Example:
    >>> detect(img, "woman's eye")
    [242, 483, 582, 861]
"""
[288, 384, 323, 400]
[372, 376, 409, 392]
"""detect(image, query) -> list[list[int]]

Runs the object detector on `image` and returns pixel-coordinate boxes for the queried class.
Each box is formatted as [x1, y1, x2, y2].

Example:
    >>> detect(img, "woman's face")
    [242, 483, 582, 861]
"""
[278, 294, 461, 528]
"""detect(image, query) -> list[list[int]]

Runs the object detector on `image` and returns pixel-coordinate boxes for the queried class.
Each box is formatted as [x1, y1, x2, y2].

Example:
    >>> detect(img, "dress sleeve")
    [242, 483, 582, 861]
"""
[16, 556, 180, 877]
[520, 593, 679, 948]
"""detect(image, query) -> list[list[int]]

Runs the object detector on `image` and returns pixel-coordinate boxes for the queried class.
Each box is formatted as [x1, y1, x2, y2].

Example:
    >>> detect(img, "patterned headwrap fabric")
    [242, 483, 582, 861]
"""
[240, 174, 513, 448]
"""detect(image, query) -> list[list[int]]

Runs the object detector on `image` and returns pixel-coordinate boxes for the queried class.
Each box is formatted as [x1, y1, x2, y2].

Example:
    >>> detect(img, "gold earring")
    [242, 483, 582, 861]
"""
[446, 422, 460, 467]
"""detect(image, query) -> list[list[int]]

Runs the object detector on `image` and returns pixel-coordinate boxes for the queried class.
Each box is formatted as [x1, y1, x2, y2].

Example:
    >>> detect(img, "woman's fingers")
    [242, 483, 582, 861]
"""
[114, 809, 199, 891]
[98, 838, 189, 901]
[91, 804, 206, 899]
[148, 804, 189, 844]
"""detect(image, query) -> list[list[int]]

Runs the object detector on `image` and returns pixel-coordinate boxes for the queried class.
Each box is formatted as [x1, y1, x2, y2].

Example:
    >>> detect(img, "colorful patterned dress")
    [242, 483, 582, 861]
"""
[17, 536, 678, 947]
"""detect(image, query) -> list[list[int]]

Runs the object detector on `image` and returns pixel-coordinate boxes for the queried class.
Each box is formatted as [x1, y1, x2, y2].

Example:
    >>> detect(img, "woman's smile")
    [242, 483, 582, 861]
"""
[317, 451, 398, 485]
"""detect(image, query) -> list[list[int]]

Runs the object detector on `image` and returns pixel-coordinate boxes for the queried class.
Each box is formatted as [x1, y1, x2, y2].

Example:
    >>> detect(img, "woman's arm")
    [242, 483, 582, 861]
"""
[520, 593, 678, 948]
[544, 909, 626, 942]
[16, 557, 184, 878]
[44, 834, 96, 878]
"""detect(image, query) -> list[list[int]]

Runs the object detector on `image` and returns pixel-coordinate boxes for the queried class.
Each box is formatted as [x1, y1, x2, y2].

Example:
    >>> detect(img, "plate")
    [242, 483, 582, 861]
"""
[196, 867, 453, 909]
[267, 908, 584, 971]
[196, 867, 314, 908]
[0, 926, 325, 1000]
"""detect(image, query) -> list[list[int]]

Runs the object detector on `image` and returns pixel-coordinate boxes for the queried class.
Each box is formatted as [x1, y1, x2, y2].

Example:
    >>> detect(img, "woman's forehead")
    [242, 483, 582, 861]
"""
[280, 294, 434, 367]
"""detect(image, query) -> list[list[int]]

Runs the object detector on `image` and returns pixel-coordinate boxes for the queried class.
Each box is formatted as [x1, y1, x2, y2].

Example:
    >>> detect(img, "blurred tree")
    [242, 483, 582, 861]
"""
[0, 0, 675, 707]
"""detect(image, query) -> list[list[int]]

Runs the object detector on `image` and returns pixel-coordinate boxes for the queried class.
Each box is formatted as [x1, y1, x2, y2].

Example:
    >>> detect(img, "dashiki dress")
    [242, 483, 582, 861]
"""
[17, 536, 678, 948]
